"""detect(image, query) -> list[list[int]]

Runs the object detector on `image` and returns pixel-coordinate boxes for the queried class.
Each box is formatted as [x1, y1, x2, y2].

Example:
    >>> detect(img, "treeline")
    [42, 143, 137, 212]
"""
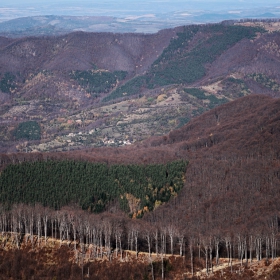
[0, 160, 187, 216]
[0, 202, 280, 279]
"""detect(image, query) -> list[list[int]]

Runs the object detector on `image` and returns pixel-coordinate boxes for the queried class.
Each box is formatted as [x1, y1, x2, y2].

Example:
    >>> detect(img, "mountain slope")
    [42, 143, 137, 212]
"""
[0, 95, 279, 235]
[0, 94, 279, 280]
[1, 21, 280, 153]
[0, 28, 177, 74]
[141, 94, 280, 239]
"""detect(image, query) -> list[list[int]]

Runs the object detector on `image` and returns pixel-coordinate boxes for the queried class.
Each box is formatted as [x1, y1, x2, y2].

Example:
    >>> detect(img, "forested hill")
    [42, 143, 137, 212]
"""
[146, 94, 280, 157]
[0, 28, 177, 75]
[1, 21, 280, 153]
[0, 94, 279, 279]
[0, 94, 279, 219]
[142, 94, 280, 245]
[1, 94, 279, 165]
[1, 19, 280, 278]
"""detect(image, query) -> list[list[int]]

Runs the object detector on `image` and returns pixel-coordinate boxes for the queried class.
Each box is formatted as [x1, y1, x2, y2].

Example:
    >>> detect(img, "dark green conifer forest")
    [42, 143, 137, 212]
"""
[0, 160, 187, 215]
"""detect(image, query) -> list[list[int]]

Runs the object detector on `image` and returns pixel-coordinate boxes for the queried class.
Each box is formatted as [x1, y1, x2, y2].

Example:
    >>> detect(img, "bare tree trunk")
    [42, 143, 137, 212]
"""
[160, 229, 167, 256]
[129, 230, 133, 251]
[215, 237, 220, 266]
[226, 241, 229, 266]
[37, 213, 41, 247]
[230, 242, 233, 273]
[54, 218, 57, 243]
[51, 219, 54, 241]
[237, 235, 245, 266]
[91, 227, 98, 259]
[115, 233, 118, 258]
[205, 246, 208, 276]
[245, 238, 248, 266]
[179, 235, 184, 257]
[189, 239, 194, 276]
[271, 234, 277, 260]
[209, 242, 213, 274]
[134, 229, 139, 258]
[145, 233, 151, 258]
[29, 209, 34, 248]
[266, 236, 270, 264]
[161, 251, 164, 280]
[259, 238, 262, 261]
[168, 225, 176, 255]
[119, 235, 123, 260]
[255, 237, 262, 261]
[103, 218, 112, 258]
[99, 229, 103, 258]
[11, 214, 19, 249]
[153, 229, 159, 256]
[249, 235, 253, 264]
[150, 257, 155, 280]
[43, 213, 48, 246]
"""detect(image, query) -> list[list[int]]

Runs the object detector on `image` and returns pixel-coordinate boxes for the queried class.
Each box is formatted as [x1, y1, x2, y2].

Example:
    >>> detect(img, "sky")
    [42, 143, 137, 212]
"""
[0, 0, 280, 23]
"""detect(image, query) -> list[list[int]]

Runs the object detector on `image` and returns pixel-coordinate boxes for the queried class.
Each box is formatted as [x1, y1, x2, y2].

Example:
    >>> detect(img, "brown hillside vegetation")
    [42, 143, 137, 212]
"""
[142, 94, 280, 267]
[1, 95, 280, 221]
[0, 28, 178, 75]
[155, 94, 280, 155]
[204, 32, 280, 96]
[2, 22, 280, 154]
[1, 94, 279, 164]
[0, 95, 280, 279]
[2, 244, 280, 280]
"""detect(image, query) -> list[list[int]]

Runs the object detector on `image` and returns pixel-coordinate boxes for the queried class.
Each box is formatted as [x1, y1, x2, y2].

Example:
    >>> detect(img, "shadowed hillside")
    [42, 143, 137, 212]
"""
[139, 95, 280, 255]
[0, 28, 178, 75]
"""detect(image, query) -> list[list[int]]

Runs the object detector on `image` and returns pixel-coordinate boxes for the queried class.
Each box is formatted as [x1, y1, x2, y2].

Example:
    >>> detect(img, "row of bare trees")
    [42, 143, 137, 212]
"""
[1, 203, 280, 276]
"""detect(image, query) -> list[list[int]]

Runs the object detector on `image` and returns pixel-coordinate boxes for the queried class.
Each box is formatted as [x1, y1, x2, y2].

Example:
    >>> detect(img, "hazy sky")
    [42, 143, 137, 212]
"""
[1, 0, 280, 22]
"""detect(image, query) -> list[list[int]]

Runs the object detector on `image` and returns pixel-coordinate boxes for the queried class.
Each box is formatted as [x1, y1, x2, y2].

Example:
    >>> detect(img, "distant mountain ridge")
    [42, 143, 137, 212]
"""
[0, 10, 279, 37]
[0, 15, 121, 37]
